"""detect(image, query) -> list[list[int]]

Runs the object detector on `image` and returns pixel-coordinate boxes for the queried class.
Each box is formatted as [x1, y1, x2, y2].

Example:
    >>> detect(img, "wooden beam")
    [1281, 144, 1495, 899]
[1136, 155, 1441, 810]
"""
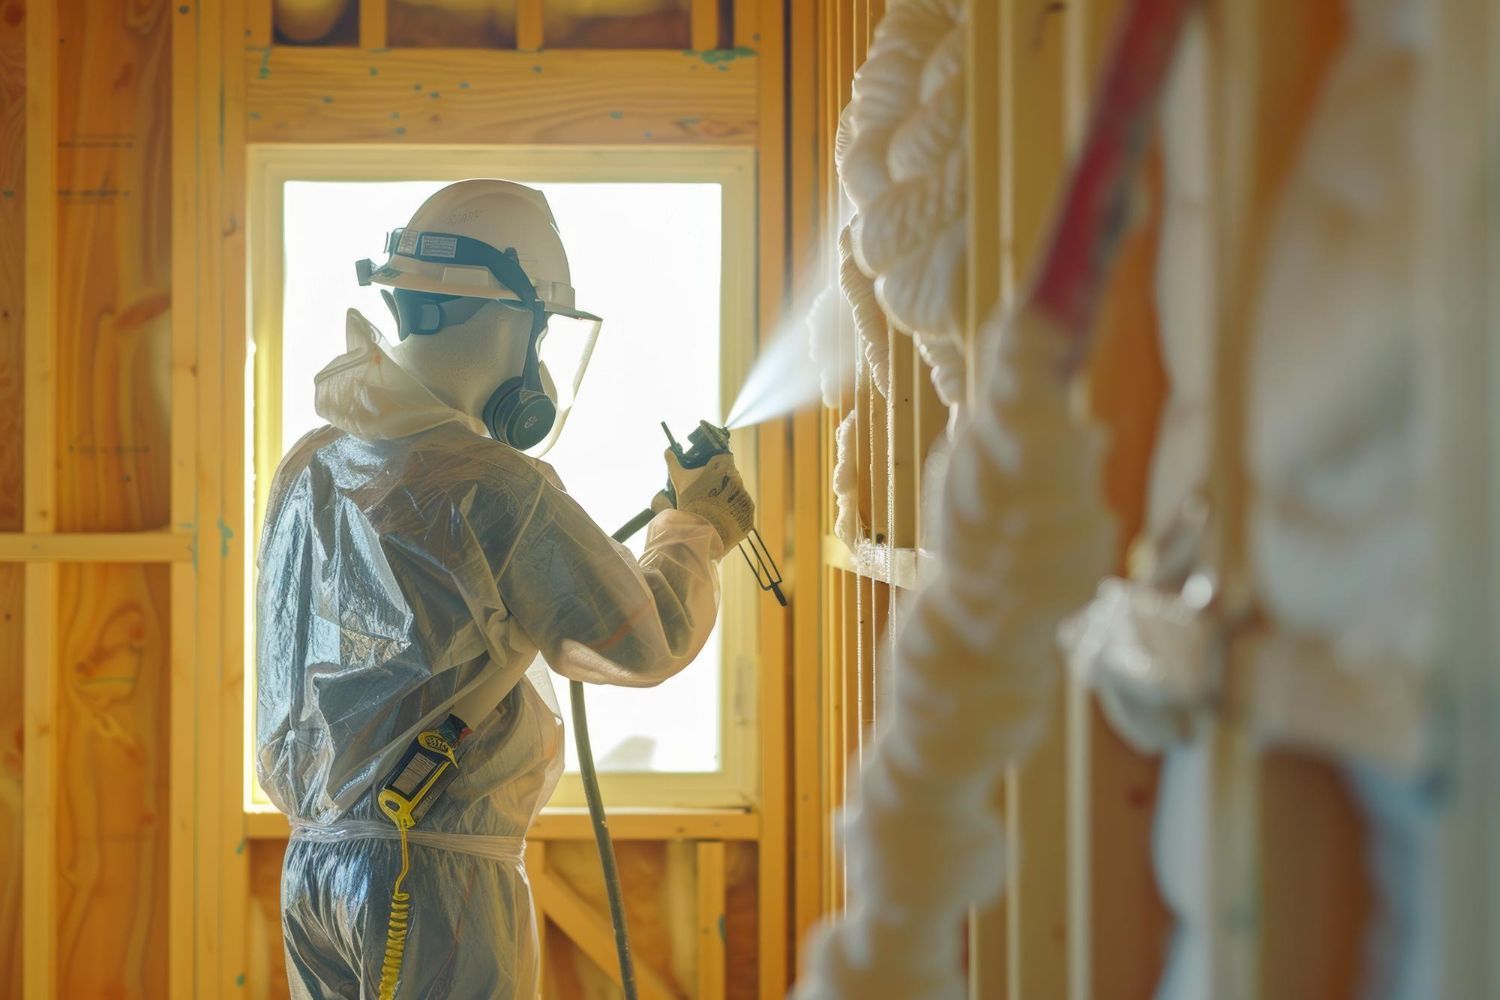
[692, 0, 722, 52]
[359, 0, 387, 48]
[696, 841, 727, 1000]
[533, 808, 759, 841]
[531, 865, 681, 1000]
[820, 535, 930, 591]
[216, 0, 253, 994]
[21, 0, 58, 995]
[1003, 2, 1073, 997]
[733, 0, 760, 50]
[247, 0, 272, 47]
[0, 16, 24, 996]
[792, 0, 828, 953]
[755, 0, 793, 994]
[1203, 0, 1264, 995]
[246, 49, 758, 146]
[170, 0, 205, 992]
[967, 0, 1006, 992]
[0, 531, 195, 563]
[516, 0, 544, 51]
[243, 806, 760, 841]
[527, 842, 550, 994]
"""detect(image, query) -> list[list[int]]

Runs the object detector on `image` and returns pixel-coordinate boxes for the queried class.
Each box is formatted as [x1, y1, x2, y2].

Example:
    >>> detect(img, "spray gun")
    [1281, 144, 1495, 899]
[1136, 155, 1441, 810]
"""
[616, 419, 787, 606]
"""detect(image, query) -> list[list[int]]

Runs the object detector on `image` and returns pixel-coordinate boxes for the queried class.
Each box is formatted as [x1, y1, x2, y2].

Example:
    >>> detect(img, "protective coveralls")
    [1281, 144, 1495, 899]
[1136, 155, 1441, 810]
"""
[256, 308, 726, 998]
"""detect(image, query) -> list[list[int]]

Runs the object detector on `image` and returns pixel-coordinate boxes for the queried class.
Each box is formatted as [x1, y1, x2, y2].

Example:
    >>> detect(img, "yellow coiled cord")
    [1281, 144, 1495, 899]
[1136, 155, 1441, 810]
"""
[376, 820, 414, 1000]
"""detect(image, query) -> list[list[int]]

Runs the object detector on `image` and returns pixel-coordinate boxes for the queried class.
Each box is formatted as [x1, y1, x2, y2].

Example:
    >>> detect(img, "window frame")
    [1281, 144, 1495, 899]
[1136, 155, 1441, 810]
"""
[246, 144, 761, 810]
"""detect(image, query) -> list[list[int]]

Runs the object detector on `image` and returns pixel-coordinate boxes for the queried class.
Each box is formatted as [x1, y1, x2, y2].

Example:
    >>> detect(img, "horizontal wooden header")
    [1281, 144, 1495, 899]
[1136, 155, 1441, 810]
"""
[0, 531, 197, 563]
[246, 47, 759, 146]
[245, 806, 761, 841]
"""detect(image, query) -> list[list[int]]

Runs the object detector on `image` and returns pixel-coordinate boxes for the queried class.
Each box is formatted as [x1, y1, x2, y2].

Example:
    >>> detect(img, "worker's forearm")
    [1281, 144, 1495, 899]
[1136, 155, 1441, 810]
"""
[547, 510, 724, 687]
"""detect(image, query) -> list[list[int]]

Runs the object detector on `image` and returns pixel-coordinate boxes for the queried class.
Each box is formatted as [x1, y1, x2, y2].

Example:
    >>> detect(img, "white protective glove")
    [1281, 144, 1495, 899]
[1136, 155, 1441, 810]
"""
[653, 449, 756, 551]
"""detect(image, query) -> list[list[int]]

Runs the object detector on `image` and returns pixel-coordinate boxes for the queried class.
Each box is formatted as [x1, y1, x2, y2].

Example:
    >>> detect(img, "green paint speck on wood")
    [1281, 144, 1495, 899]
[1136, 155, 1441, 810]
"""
[700, 46, 756, 64]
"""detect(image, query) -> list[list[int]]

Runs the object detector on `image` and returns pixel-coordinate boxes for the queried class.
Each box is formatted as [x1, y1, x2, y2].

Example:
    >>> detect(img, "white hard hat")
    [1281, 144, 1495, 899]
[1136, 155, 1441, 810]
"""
[359, 178, 594, 321]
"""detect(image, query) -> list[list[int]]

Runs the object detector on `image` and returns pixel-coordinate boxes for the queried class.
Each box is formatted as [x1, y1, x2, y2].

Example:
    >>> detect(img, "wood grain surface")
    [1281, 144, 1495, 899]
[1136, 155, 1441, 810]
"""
[55, 0, 173, 532]
[48, 0, 175, 996]
[0, 9, 24, 993]
[246, 48, 758, 146]
[55, 562, 171, 998]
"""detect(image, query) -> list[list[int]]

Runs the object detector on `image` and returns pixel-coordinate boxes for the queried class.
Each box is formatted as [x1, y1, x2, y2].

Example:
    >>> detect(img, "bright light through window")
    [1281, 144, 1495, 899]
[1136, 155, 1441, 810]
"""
[278, 180, 725, 774]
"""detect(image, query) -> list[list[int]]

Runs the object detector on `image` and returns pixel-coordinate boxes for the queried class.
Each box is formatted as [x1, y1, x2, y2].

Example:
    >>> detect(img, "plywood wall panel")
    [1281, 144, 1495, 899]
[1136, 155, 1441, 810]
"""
[53, 562, 171, 997]
[54, 0, 172, 532]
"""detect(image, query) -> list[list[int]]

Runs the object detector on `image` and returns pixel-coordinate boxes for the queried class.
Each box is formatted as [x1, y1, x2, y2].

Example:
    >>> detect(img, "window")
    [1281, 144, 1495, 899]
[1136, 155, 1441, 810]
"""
[249, 148, 759, 808]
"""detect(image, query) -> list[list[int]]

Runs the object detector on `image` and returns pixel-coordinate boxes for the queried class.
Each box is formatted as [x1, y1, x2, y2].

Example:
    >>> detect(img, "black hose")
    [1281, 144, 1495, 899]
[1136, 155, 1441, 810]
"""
[567, 506, 655, 1000]
[613, 506, 657, 545]
[570, 678, 636, 1000]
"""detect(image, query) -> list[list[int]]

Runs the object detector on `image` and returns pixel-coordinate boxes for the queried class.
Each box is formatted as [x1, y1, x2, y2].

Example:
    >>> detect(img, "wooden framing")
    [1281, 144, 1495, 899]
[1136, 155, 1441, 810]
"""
[792, 1, 1358, 998]
[786, 0, 824, 957]
[5, 2, 799, 997]
[228, 3, 801, 997]
[966, 1, 1005, 994]
[0, 532, 195, 562]
[695, 841, 728, 1000]
[221, 2, 254, 990]
[21, 2, 59, 996]
[245, 806, 760, 841]
[517, 0, 546, 50]
[1425, 0, 1500, 985]
[358, 0, 388, 49]
[245, 49, 758, 146]
[8, 0, 1406, 997]
[691, 0, 722, 53]
[750, 0, 796, 995]
[245, 143, 763, 813]
[531, 860, 681, 1000]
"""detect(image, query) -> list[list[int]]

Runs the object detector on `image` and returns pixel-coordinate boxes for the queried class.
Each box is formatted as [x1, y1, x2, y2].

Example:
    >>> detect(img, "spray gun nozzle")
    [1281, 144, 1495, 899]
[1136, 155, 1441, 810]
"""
[661, 420, 732, 470]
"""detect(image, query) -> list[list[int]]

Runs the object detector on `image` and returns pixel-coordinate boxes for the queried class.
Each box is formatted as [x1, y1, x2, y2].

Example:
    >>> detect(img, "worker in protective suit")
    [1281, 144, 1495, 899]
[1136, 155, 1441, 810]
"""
[255, 179, 754, 999]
